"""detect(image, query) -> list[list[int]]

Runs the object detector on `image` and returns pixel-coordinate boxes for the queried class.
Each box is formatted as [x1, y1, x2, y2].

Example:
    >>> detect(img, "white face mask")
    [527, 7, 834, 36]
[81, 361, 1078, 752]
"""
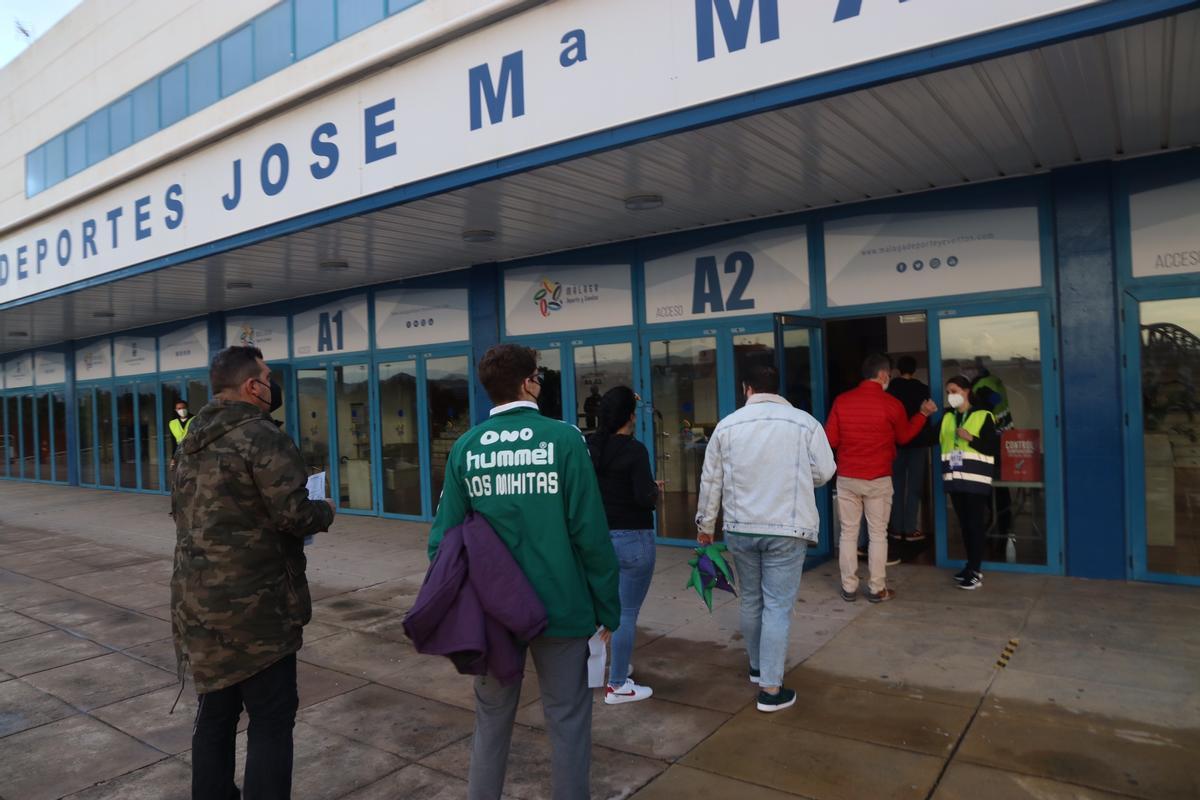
[947, 393, 965, 409]
[176, 408, 189, 419]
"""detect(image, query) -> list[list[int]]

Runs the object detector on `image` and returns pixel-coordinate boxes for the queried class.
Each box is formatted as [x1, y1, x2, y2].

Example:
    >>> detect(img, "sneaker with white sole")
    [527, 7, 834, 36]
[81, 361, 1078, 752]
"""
[756, 687, 797, 713]
[958, 571, 983, 591]
[605, 679, 653, 705]
[749, 668, 761, 685]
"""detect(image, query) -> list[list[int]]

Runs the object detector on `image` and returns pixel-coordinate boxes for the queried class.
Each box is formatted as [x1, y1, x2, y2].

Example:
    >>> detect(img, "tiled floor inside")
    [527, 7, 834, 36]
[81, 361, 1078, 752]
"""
[0, 482, 1197, 799]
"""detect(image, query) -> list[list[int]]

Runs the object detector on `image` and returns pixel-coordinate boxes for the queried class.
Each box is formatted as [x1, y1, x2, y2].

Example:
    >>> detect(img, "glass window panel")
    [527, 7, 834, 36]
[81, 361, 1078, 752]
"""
[940, 311, 1046, 566]
[25, 146, 45, 196]
[132, 81, 159, 142]
[780, 327, 813, 412]
[19, 397, 34, 479]
[295, 0, 336, 59]
[1, 398, 9, 477]
[45, 135, 66, 186]
[162, 381, 184, 466]
[5, 397, 19, 476]
[65, 124, 86, 176]
[117, 386, 137, 488]
[298, 369, 331, 476]
[110, 95, 134, 152]
[388, 0, 422, 13]
[267, 370, 288, 429]
[573, 344, 634, 435]
[36, 394, 51, 481]
[427, 356, 470, 513]
[1139, 297, 1200, 577]
[78, 392, 96, 485]
[187, 43, 220, 114]
[97, 389, 116, 487]
[220, 26, 254, 97]
[187, 379, 209, 411]
[732, 332, 776, 409]
[255, 2, 294, 79]
[54, 392, 67, 483]
[160, 63, 188, 128]
[335, 364, 374, 510]
[536, 349, 563, 421]
[139, 384, 161, 490]
[337, 0, 384, 39]
[379, 361, 421, 515]
[85, 108, 109, 166]
[650, 337, 718, 540]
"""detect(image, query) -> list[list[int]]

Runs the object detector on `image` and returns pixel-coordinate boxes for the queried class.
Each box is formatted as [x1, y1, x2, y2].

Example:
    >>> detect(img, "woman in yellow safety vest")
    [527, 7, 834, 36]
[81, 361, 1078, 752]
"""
[168, 401, 193, 472]
[940, 375, 998, 591]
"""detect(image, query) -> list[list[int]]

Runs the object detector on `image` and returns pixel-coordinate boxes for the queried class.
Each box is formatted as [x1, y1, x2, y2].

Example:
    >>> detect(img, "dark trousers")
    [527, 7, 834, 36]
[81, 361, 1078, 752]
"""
[192, 654, 298, 800]
[889, 447, 928, 535]
[950, 492, 989, 573]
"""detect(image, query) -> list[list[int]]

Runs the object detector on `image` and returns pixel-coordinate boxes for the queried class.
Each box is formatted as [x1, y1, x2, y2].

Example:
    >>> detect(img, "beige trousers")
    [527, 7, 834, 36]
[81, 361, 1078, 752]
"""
[837, 476, 894, 594]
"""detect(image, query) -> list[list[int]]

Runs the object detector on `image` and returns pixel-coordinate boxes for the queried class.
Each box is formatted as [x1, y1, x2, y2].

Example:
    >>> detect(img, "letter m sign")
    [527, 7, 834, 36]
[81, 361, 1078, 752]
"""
[469, 51, 526, 131]
[695, 0, 780, 62]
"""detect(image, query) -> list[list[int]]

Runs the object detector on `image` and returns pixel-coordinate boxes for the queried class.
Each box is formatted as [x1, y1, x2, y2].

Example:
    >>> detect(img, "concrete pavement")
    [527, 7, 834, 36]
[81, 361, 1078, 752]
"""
[0, 482, 1197, 799]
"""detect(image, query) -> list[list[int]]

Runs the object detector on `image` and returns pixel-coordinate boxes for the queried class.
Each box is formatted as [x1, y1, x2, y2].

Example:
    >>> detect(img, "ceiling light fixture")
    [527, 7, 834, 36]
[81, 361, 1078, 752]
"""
[461, 229, 497, 243]
[624, 194, 664, 211]
[92, 311, 115, 318]
[319, 260, 350, 272]
[226, 281, 254, 290]
[9, 331, 29, 337]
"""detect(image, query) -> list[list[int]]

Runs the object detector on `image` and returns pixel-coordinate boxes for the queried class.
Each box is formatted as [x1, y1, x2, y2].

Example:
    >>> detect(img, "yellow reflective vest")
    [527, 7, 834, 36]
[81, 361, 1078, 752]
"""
[939, 409, 995, 495]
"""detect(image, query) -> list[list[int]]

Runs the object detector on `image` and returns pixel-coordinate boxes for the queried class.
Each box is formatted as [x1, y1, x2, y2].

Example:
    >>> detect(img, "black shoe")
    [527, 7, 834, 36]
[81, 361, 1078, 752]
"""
[886, 548, 902, 567]
[756, 687, 797, 713]
[840, 587, 857, 602]
[958, 572, 983, 591]
[749, 668, 761, 685]
[953, 566, 970, 582]
[867, 587, 896, 603]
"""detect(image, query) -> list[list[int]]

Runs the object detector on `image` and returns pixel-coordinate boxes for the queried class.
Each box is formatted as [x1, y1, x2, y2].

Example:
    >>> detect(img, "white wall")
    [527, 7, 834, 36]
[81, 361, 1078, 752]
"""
[0, 0, 537, 233]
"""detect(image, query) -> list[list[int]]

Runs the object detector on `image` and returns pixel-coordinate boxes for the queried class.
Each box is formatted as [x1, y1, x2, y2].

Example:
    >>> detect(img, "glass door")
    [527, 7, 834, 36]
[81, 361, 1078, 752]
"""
[52, 391, 66, 482]
[572, 342, 636, 435]
[378, 360, 422, 516]
[20, 396, 34, 479]
[647, 336, 719, 541]
[138, 383, 162, 491]
[426, 355, 471, 513]
[96, 387, 116, 487]
[78, 389, 97, 485]
[36, 393, 51, 481]
[334, 364, 375, 511]
[936, 307, 1060, 571]
[297, 368, 331, 479]
[1129, 294, 1200, 582]
[3, 396, 18, 477]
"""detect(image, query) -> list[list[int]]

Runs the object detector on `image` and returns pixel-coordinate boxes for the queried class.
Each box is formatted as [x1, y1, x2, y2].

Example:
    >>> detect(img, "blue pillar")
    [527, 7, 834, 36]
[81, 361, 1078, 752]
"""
[64, 344, 79, 486]
[468, 263, 501, 424]
[207, 314, 225, 359]
[1054, 163, 1125, 579]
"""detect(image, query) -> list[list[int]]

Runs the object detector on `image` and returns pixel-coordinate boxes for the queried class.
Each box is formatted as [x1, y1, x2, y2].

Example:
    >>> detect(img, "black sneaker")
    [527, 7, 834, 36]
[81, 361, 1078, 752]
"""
[953, 566, 970, 582]
[749, 668, 761, 685]
[886, 547, 902, 567]
[756, 687, 797, 713]
[840, 587, 857, 602]
[958, 571, 983, 591]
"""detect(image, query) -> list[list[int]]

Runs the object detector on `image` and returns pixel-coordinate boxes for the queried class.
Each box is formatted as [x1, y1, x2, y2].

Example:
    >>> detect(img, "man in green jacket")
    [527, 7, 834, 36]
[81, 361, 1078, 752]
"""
[429, 343, 619, 800]
[171, 346, 334, 800]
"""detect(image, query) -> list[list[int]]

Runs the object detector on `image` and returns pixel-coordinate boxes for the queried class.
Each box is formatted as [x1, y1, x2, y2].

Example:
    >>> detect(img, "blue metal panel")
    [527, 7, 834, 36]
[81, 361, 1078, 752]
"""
[467, 264, 500, 425]
[1053, 163, 1124, 579]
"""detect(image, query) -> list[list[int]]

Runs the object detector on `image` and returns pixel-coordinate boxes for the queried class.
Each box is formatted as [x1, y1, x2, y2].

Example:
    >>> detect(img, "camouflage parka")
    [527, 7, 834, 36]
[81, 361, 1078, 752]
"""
[170, 399, 333, 693]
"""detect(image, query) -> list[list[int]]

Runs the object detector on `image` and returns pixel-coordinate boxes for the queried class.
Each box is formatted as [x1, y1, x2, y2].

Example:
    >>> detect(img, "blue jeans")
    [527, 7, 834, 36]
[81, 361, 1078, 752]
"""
[726, 534, 807, 688]
[890, 447, 929, 535]
[607, 529, 656, 688]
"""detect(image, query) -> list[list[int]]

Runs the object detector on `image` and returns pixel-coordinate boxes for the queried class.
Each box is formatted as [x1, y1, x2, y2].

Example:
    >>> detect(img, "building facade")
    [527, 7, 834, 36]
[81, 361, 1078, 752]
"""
[1, 0, 1198, 585]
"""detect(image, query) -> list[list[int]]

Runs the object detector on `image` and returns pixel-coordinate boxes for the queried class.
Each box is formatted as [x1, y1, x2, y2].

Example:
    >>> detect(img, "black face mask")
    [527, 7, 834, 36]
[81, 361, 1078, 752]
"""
[252, 379, 283, 414]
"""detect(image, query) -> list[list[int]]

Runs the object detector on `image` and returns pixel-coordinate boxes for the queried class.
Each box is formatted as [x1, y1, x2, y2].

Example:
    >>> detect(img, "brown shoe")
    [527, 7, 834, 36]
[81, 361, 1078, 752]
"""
[867, 588, 895, 603]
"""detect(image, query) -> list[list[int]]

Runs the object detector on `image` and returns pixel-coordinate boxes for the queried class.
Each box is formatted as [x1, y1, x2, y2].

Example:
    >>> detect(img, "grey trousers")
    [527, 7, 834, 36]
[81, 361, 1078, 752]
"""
[468, 636, 591, 800]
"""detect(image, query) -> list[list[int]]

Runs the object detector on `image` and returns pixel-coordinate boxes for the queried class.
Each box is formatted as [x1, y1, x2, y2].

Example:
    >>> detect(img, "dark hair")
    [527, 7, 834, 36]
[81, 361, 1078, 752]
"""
[210, 346, 265, 394]
[897, 355, 917, 375]
[945, 374, 976, 405]
[743, 364, 779, 394]
[589, 386, 637, 469]
[861, 352, 893, 380]
[478, 344, 538, 405]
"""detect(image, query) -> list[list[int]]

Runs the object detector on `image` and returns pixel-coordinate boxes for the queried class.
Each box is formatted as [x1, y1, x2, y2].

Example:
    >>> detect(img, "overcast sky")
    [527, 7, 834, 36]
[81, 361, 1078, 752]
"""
[0, 0, 81, 69]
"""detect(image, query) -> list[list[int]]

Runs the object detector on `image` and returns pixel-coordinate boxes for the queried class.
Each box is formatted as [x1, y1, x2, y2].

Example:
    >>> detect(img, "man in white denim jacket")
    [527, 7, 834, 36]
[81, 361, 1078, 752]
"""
[695, 364, 836, 712]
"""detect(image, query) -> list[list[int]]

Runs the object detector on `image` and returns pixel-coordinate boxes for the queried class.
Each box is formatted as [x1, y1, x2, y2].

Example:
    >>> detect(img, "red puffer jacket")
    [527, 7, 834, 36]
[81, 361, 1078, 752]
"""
[825, 381, 929, 480]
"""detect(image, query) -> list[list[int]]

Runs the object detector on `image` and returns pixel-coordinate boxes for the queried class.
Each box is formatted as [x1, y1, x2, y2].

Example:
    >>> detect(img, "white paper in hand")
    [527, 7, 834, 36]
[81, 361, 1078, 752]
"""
[587, 630, 607, 689]
[304, 472, 327, 545]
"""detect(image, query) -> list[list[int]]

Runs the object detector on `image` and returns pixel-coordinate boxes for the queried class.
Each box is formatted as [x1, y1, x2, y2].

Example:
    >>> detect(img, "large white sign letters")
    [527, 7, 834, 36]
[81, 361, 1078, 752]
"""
[0, 0, 1100, 305]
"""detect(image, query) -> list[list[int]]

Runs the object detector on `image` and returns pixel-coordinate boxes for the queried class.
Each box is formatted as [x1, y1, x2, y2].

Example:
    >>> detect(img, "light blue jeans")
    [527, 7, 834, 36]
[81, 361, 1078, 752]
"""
[726, 534, 808, 689]
[607, 529, 656, 688]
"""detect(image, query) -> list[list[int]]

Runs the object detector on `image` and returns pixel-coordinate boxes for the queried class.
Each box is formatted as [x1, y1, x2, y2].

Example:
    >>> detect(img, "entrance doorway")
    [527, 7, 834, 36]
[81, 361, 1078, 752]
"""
[824, 313, 935, 566]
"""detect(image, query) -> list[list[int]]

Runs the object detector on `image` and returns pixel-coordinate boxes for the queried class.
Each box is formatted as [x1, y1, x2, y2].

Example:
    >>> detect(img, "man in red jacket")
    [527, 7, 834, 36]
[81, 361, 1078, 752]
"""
[825, 354, 936, 602]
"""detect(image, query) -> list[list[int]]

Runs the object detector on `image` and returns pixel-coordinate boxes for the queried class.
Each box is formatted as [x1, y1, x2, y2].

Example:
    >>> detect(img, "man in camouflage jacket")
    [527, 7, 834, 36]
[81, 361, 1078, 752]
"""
[172, 345, 333, 800]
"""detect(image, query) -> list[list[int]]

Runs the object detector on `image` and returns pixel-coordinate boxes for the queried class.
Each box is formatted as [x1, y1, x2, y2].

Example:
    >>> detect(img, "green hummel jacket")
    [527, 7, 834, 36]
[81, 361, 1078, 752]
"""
[428, 403, 620, 638]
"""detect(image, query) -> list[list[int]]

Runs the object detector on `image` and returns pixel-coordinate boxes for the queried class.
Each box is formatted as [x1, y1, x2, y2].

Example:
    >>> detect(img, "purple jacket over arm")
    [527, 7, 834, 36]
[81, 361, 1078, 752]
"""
[403, 513, 547, 685]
